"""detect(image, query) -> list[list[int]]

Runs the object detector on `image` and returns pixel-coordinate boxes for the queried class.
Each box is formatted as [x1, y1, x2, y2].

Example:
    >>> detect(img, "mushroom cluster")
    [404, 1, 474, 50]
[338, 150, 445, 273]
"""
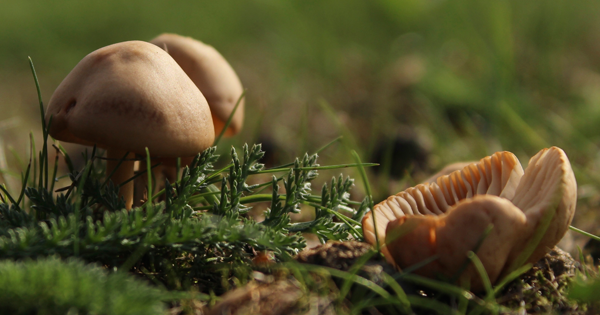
[146, 33, 245, 196]
[45, 35, 245, 209]
[150, 33, 245, 137]
[362, 147, 577, 291]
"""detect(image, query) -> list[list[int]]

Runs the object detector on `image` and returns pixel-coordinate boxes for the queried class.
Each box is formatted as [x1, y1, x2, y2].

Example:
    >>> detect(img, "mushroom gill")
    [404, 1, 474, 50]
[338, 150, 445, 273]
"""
[362, 147, 576, 291]
[363, 151, 524, 252]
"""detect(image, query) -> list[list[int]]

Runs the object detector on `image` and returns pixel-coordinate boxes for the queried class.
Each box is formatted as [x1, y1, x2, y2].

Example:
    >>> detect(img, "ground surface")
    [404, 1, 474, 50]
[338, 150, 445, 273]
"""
[200, 242, 591, 315]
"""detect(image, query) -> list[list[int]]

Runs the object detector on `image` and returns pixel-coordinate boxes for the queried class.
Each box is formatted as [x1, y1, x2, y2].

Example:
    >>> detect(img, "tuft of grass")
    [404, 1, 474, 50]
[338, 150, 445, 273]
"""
[0, 256, 167, 315]
[3, 30, 600, 313]
[568, 272, 600, 310]
[0, 60, 372, 302]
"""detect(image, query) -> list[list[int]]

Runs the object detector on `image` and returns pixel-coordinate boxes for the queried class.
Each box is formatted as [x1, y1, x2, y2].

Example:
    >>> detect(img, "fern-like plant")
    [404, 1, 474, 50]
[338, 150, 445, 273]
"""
[0, 59, 372, 296]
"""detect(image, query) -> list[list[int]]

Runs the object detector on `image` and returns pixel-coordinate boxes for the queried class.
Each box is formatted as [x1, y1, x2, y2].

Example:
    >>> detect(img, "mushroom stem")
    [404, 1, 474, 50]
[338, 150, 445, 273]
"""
[106, 149, 135, 210]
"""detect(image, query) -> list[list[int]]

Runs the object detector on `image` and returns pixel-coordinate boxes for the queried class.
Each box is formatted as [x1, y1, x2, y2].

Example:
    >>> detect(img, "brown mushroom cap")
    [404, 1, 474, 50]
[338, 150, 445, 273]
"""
[150, 33, 244, 136]
[46, 40, 215, 209]
[46, 40, 215, 156]
[509, 147, 577, 266]
[362, 147, 577, 290]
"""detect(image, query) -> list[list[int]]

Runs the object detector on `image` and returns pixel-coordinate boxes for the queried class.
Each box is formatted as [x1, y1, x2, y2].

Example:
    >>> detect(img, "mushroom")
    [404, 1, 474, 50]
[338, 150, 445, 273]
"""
[45, 40, 215, 209]
[150, 33, 244, 137]
[132, 33, 245, 203]
[362, 147, 577, 290]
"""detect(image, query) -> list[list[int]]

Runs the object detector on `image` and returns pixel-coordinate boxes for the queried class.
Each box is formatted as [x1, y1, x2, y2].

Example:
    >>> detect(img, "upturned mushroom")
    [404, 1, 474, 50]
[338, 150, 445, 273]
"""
[362, 147, 577, 290]
[45, 40, 215, 210]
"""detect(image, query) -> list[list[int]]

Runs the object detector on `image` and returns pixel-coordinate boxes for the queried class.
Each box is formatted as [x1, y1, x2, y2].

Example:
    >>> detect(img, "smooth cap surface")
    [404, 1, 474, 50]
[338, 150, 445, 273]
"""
[46, 40, 215, 157]
[151, 33, 245, 136]
[509, 147, 577, 265]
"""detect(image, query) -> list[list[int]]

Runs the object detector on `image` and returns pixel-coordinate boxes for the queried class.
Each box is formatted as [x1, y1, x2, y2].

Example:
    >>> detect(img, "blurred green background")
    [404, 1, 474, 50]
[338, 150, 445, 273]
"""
[2, 0, 600, 248]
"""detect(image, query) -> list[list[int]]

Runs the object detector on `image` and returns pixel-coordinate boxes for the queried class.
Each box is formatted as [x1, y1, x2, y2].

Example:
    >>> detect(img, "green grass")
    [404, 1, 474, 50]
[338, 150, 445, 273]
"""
[3, 0, 600, 313]
[3, 0, 600, 200]
[0, 57, 373, 313]
[0, 256, 168, 315]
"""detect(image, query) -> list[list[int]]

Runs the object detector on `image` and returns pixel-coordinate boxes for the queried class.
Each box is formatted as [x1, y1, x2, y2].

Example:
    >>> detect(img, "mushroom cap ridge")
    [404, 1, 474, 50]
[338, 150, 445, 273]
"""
[45, 40, 215, 157]
[150, 33, 245, 136]
[509, 147, 577, 265]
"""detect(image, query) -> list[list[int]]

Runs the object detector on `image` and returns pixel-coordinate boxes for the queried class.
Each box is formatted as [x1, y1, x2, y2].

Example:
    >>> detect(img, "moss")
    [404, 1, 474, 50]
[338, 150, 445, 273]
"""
[495, 247, 585, 314]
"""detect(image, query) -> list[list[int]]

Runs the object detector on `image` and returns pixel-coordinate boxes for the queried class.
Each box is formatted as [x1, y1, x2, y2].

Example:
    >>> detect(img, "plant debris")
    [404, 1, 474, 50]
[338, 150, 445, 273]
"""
[497, 247, 586, 314]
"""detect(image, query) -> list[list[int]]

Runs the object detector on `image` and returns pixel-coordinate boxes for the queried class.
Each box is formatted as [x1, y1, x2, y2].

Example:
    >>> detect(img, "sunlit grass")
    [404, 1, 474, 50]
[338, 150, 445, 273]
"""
[3, 0, 600, 313]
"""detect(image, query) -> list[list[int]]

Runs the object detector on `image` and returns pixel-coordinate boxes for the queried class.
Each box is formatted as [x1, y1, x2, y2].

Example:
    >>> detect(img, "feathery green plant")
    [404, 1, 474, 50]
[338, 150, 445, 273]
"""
[0, 59, 372, 297]
[2, 56, 600, 314]
[0, 256, 167, 315]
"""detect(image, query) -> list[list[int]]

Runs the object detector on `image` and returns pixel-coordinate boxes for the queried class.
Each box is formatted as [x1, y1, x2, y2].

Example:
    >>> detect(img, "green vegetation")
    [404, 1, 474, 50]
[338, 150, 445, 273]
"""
[0, 62, 366, 284]
[0, 63, 369, 312]
[0, 61, 596, 314]
[4, 0, 600, 204]
[0, 257, 167, 315]
[3, 0, 600, 314]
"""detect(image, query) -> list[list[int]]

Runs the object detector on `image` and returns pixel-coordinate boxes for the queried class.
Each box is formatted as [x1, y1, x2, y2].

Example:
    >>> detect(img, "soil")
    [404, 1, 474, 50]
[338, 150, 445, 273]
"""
[202, 241, 591, 315]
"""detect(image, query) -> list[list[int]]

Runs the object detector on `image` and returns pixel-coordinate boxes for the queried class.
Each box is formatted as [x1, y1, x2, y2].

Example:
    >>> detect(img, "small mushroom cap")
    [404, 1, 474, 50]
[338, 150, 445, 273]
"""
[45, 40, 215, 157]
[150, 33, 245, 136]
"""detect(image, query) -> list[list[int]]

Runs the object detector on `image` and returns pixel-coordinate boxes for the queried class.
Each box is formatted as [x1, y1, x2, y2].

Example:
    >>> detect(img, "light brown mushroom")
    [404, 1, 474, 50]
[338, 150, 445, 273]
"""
[132, 33, 244, 204]
[362, 147, 576, 290]
[150, 33, 244, 136]
[45, 40, 215, 209]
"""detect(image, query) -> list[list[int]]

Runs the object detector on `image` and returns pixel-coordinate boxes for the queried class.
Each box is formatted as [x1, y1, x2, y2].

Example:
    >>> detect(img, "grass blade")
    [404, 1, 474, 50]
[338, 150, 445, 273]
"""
[101, 151, 132, 188]
[213, 89, 246, 146]
[467, 251, 493, 300]
[401, 255, 440, 275]
[50, 145, 60, 194]
[400, 274, 474, 300]
[450, 224, 493, 284]
[16, 162, 31, 207]
[408, 295, 461, 315]
[145, 147, 152, 212]
[351, 150, 375, 245]
[504, 197, 558, 275]
[338, 250, 377, 301]
[0, 183, 18, 205]
[569, 225, 600, 241]
[29, 57, 50, 190]
[381, 272, 411, 311]
[74, 158, 93, 257]
[315, 136, 343, 154]
[258, 162, 378, 174]
[56, 143, 75, 174]
[492, 263, 532, 296]
[290, 263, 392, 299]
